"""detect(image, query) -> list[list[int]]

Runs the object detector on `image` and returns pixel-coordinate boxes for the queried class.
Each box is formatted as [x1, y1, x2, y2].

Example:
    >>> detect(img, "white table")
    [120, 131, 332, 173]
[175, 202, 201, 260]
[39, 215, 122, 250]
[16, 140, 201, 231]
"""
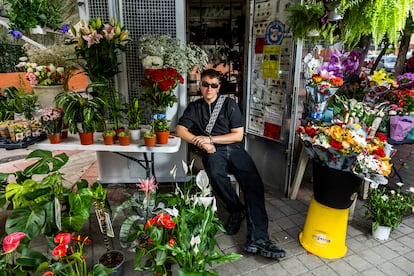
[31, 133, 182, 181]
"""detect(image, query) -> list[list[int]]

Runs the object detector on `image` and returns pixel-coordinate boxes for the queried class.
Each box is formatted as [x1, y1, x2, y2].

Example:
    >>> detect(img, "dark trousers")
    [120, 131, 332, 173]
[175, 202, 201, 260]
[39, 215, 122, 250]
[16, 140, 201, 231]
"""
[202, 144, 269, 241]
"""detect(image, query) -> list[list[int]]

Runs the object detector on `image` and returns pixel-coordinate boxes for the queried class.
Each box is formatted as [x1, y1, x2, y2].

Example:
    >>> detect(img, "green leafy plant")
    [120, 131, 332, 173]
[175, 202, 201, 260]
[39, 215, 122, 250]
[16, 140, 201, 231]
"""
[153, 118, 170, 132]
[365, 182, 414, 230]
[4, 0, 63, 32]
[55, 87, 106, 134]
[117, 131, 130, 137]
[102, 130, 116, 137]
[0, 86, 23, 120]
[123, 97, 143, 130]
[286, 2, 325, 40]
[143, 130, 156, 138]
[120, 161, 241, 275]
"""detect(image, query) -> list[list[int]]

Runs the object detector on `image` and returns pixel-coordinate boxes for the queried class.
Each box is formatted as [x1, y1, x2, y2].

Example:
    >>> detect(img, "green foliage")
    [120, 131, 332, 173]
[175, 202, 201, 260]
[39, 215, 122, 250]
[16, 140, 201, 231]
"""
[365, 184, 414, 230]
[55, 87, 106, 133]
[5, 0, 63, 31]
[123, 97, 144, 130]
[153, 118, 170, 132]
[0, 86, 24, 120]
[286, 2, 325, 40]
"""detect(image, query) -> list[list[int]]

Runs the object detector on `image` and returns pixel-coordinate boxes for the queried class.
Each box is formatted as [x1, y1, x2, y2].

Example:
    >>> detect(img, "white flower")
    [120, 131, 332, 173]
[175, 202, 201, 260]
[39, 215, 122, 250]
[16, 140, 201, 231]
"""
[164, 206, 179, 217]
[196, 170, 210, 193]
[142, 55, 163, 69]
[190, 235, 201, 246]
[181, 160, 188, 175]
[197, 196, 214, 209]
[381, 194, 389, 201]
[170, 165, 177, 179]
[396, 182, 404, 187]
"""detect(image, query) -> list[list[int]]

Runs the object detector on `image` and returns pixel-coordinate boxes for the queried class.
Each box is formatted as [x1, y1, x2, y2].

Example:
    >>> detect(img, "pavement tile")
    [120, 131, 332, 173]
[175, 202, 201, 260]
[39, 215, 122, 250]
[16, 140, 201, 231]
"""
[389, 256, 414, 275]
[328, 259, 359, 275]
[343, 254, 374, 272]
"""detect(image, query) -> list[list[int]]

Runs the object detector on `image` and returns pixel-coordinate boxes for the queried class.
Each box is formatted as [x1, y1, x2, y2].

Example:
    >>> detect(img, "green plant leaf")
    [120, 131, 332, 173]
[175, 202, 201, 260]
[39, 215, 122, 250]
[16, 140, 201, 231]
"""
[6, 206, 46, 239]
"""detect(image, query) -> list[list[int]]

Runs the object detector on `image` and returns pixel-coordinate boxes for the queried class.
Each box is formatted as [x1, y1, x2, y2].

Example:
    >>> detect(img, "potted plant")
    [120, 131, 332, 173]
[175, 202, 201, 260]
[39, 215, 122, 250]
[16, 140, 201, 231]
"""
[143, 130, 156, 147]
[104, 90, 124, 134]
[55, 88, 106, 145]
[4, 0, 63, 33]
[123, 97, 143, 141]
[153, 117, 170, 144]
[286, 2, 325, 39]
[365, 182, 414, 241]
[117, 131, 131, 146]
[119, 162, 241, 274]
[102, 130, 116, 145]
[40, 106, 63, 144]
[93, 184, 125, 275]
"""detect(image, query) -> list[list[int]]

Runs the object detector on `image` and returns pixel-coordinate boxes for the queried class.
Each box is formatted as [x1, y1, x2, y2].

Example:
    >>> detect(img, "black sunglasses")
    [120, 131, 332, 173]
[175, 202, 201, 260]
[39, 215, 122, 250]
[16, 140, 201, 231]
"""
[201, 81, 219, 89]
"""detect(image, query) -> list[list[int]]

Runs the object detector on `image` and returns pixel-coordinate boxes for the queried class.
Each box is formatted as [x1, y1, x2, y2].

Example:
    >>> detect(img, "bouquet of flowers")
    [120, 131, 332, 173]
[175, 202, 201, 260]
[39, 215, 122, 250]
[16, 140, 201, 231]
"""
[138, 34, 208, 73]
[40, 107, 63, 135]
[298, 123, 394, 183]
[141, 67, 184, 112]
[24, 63, 66, 86]
[65, 17, 129, 82]
[381, 89, 414, 115]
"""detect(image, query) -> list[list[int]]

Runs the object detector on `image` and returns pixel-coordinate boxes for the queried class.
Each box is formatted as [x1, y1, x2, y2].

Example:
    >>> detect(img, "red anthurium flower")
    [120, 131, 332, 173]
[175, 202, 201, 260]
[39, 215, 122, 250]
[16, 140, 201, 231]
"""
[330, 139, 343, 150]
[155, 213, 176, 229]
[145, 216, 157, 229]
[52, 244, 67, 258]
[54, 233, 72, 245]
[72, 235, 92, 245]
[3, 232, 26, 253]
[168, 237, 176, 247]
[42, 271, 54, 276]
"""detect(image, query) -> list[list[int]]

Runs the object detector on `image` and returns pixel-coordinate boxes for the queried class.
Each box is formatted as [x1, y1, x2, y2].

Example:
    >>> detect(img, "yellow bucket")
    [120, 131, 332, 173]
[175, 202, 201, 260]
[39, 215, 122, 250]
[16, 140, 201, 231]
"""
[299, 197, 349, 259]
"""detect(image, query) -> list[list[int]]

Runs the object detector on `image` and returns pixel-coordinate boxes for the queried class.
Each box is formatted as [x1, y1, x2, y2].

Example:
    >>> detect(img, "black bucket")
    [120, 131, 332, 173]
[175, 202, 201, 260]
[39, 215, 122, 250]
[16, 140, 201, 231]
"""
[312, 161, 362, 209]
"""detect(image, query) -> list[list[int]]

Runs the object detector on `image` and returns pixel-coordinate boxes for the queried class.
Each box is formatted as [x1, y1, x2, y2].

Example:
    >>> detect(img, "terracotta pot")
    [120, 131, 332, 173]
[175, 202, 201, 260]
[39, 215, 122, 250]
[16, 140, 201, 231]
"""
[118, 135, 131, 146]
[79, 132, 94, 145]
[48, 133, 61, 144]
[114, 127, 125, 140]
[103, 135, 115, 145]
[156, 131, 170, 144]
[144, 136, 156, 147]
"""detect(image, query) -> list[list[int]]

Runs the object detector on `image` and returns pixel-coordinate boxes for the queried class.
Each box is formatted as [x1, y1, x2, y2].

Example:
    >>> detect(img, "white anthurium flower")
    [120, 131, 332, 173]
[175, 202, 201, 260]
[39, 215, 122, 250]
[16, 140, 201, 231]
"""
[194, 244, 199, 254]
[370, 182, 379, 189]
[197, 196, 214, 209]
[182, 160, 188, 175]
[196, 170, 209, 192]
[212, 197, 217, 213]
[381, 194, 389, 201]
[189, 159, 195, 172]
[408, 187, 414, 194]
[170, 165, 177, 179]
[396, 182, 404, 187]
[390, 190, 395, 194]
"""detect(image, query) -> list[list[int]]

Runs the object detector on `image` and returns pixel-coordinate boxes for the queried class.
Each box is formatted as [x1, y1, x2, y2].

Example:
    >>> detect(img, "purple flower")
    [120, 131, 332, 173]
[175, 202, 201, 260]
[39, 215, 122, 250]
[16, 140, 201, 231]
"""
[9, 30, 23, 39]
[60, 24, 70, 33]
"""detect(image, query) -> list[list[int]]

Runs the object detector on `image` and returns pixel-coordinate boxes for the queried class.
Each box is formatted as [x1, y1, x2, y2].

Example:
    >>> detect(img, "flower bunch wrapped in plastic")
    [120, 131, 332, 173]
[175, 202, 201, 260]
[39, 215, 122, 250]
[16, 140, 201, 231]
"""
[298, 123, 394, 180]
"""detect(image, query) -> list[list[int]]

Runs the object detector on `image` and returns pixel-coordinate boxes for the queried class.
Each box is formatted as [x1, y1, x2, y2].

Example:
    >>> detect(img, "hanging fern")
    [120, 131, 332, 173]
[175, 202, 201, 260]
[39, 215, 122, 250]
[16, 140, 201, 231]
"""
[340, 0, 414, 47]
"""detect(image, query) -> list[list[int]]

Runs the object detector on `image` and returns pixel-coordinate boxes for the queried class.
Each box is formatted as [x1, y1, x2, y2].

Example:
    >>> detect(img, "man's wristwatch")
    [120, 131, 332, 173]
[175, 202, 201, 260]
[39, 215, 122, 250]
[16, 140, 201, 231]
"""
[209, 136, 214, 144]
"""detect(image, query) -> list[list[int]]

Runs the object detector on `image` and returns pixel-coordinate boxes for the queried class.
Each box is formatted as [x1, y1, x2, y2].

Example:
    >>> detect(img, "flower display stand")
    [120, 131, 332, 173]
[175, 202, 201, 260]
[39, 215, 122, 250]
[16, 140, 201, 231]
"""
[299, 161, 363, 259]
[299, 197, 349, 259]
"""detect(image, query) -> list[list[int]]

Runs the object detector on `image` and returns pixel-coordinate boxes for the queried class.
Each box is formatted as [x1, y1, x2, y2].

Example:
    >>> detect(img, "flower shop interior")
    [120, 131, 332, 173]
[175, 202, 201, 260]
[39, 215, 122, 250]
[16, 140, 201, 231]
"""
[1, 0, 414, 275]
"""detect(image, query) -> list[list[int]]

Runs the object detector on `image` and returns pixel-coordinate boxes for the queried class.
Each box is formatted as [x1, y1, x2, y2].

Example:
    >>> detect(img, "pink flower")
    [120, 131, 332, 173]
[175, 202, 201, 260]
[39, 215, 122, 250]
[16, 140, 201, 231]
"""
[83, 31, 103, 47]
[137, 177, 157, 193]
[3, 232, 26, 253]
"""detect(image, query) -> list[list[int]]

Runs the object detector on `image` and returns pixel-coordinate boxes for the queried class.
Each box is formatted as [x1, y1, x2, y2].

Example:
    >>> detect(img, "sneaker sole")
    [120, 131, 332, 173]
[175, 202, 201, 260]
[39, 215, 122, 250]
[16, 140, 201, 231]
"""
[244, 245, 286, 259]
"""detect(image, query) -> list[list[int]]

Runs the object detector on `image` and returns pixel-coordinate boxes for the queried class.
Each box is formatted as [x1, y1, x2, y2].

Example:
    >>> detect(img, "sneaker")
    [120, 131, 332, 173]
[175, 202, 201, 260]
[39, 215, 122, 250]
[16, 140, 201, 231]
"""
[244, 239, 286, 259]
[225, 211, 245, 235]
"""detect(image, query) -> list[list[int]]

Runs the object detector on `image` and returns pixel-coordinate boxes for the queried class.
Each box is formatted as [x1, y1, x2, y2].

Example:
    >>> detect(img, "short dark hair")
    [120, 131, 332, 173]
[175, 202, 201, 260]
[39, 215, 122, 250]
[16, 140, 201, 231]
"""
[201, 69, 221, 81]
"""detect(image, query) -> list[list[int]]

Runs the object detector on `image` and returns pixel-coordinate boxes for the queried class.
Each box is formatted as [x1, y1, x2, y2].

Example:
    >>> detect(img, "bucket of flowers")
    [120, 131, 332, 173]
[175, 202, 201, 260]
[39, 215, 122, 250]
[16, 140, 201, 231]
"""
[114, 161, 241, 275]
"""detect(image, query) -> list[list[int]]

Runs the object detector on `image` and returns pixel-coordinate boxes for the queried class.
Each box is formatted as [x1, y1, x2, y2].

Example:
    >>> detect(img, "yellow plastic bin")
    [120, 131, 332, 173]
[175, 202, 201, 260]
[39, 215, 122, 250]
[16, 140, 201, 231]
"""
[299, 197, 349, 259]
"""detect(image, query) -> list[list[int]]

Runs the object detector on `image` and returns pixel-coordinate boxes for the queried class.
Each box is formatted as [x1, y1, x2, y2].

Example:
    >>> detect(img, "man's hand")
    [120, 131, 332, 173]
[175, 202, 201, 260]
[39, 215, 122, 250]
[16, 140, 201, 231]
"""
[192, 135, 211, 147]
[202, 143, 216, 154]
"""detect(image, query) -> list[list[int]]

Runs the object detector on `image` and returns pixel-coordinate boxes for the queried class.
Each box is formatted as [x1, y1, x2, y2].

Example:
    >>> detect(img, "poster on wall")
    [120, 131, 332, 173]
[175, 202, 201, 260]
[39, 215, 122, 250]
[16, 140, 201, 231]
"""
[246, 0, 293, 142]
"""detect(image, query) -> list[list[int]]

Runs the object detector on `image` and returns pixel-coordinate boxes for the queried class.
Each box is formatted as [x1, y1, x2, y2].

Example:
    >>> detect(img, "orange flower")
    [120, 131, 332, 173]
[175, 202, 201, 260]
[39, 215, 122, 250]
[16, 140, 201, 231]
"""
[330, 77, 343, 86]
[312, 74, 323, 83]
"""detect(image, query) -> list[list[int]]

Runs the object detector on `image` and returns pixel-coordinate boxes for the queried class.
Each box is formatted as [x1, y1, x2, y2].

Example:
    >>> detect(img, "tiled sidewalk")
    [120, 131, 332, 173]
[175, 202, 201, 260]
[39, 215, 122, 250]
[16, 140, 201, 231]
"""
[1, 148, 414, 275]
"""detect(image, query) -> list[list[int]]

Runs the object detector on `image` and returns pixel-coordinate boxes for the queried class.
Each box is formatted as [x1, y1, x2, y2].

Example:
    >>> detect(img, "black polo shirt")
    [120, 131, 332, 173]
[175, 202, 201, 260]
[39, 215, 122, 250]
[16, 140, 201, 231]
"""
[178, 95, 243, 146]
